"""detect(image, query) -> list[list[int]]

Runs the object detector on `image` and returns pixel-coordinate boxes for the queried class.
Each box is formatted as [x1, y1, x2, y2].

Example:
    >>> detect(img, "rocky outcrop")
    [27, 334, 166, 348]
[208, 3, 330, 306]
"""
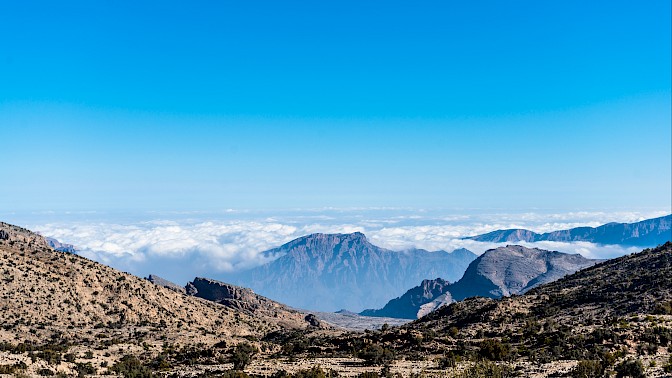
[465, 214, 672, 246]
[362, 245, 600, 319]
[185, 277, 326, 328]
[188, 277, 261, 312]
[223, 232, 476, 312]
[304, 314, 322, 327]
[147, 274, 186, 294]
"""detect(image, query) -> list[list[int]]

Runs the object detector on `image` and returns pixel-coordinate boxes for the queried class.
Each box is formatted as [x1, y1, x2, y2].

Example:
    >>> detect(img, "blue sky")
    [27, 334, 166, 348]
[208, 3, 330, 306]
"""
[1, 1, 670, 213]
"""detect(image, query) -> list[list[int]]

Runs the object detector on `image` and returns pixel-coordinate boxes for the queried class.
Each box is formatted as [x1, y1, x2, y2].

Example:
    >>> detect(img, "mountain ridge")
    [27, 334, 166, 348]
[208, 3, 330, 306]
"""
[466, 214, 672, 245]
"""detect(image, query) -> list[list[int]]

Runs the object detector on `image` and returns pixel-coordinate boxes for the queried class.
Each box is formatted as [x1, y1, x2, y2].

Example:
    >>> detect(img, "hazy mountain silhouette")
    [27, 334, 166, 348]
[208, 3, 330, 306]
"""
[223, 232, 476, 312]
[465, 214, 671, 246]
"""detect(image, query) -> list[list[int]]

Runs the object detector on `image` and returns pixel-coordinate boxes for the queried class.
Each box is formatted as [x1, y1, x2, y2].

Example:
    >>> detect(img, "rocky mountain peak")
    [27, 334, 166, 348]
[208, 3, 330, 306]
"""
[362, 245, 601, 319]
[458, 245, 598, 298]
[225, 232, 476, 312]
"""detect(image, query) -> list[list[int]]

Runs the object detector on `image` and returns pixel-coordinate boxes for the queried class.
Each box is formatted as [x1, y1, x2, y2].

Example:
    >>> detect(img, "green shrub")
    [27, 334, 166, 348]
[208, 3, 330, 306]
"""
[294, 366, 335, 378]
[358, 372, 379, 378]
[654, 301, 672, 315]
[75, 362, 96, 378]
[454, 361, 513, 378]
[270, 367, 339, 378]
[437, 351, 460, 368]
[37, 368, 55, 376]
[232, 343, 257, 371]
[218, 370, 251, 378]
[0, 362, 27, 374]
[358, 344, 395, 366]
[664, 355, 672, 373]
[110, 355, 152, 378]
[572, 360, 604, 378]
[478, 339, 512, 361]
[615, 359, 645, 378]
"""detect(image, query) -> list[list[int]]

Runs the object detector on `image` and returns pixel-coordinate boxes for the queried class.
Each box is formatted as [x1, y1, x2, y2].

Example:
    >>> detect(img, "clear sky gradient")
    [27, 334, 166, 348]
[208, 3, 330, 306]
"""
[1, 1, 670, 212]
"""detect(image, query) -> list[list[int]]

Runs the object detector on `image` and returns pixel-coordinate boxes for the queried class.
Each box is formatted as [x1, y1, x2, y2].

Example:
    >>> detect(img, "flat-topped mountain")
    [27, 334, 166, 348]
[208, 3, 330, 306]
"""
[224, 232, 476, 312]
[466, 214, 672, 246]
[362, 245, 600, 319]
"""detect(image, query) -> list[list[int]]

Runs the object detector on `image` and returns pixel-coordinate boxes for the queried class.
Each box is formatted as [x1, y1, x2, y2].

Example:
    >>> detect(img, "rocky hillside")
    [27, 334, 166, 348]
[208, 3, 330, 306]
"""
[326, 243, 672, 377]
[223, 232, 476, 312]
[417, 242, 672, 335]
[466, 214, 671, 246]
[362, 245, 599, 319]
[0, 221, 314, 348]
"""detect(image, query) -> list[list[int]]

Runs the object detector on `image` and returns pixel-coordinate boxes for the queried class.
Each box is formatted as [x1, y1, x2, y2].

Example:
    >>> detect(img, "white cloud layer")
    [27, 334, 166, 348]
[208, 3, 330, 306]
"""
[26, 209, 669, 285]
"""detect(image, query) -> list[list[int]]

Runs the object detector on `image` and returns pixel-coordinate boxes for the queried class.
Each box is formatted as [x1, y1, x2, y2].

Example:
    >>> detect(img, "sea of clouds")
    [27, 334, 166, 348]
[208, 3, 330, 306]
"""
[12, 209, 668, 286]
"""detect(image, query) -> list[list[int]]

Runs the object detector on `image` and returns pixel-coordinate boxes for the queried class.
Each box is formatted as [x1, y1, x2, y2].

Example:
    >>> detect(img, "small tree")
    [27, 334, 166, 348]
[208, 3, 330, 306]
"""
[359, 344, 395, 366]
[615, 359, 645, 378]
[572, 360, 604, 378]
[232, 343, 257, 371]
[478, 339, 512, 362]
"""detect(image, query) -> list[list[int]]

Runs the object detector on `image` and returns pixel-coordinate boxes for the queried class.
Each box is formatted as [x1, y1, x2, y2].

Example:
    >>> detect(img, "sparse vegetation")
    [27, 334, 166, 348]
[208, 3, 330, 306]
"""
[358, 344, 395, 366]
[231, 342, 257, 371]
[109, 355, 152, 378]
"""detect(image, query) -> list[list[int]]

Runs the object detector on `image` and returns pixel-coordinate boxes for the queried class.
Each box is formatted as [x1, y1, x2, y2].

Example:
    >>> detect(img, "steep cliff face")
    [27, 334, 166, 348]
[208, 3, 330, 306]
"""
[466, 214, 672, 246]
[362, 245, 600, 319]
[223, 232, 476, 312]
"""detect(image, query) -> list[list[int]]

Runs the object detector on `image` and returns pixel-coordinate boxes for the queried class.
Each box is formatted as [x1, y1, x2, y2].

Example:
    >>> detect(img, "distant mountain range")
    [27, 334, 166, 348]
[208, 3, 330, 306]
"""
[222, 232, 477, 312]
[465, 214, 671, 246]
[361, 245, 600, 319]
